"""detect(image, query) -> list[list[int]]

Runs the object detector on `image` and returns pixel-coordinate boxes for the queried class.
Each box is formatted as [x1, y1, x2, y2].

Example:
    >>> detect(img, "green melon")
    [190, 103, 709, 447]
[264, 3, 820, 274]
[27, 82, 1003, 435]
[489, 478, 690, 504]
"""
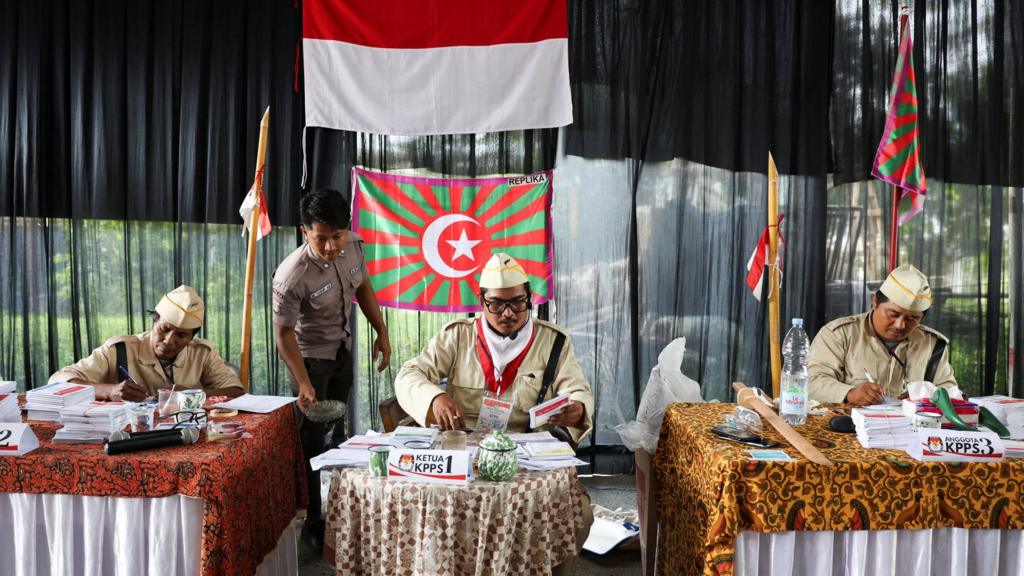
[478, 430, 519, 481]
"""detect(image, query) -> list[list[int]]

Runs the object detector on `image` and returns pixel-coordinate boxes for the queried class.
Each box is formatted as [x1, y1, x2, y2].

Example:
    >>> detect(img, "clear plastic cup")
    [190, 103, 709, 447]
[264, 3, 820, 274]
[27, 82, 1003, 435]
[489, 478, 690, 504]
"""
[441, 430, 467, 450]
[127, 403, 155, 433]
[158, 389, 179, 418]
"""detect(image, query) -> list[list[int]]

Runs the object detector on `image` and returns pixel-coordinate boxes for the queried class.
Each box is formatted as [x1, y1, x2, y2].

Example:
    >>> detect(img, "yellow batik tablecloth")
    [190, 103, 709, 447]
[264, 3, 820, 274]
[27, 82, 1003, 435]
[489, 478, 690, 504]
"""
[655, 402, 1024, 576]
[324, 466, 585, 576]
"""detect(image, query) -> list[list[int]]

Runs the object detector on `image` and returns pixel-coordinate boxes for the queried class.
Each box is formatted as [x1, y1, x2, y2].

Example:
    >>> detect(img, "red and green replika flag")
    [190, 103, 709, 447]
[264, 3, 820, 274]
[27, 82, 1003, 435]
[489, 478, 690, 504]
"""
[351, 167, 554, 312]
[871, 17, 927, 224]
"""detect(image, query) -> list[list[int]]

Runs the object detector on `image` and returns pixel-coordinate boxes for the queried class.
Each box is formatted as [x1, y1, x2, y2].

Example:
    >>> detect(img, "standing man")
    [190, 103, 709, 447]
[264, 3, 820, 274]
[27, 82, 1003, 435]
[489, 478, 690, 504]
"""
[807, 264, 956, 405]
[272, 188, 391, 551]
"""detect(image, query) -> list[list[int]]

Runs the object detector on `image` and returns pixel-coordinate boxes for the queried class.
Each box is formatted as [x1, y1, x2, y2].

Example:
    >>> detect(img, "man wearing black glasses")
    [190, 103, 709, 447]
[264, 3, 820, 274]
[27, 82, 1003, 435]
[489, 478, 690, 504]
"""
[395, 253, 592, 441]
[394, 252, 593, 574]
[808, 264, 957, 406]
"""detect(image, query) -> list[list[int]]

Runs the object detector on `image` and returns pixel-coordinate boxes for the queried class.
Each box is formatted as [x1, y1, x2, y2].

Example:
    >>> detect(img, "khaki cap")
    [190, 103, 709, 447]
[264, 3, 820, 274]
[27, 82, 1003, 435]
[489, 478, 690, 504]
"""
[879, 265, 932, 312]
[478, 253, 529, 289]
[155, 285, 205, 329]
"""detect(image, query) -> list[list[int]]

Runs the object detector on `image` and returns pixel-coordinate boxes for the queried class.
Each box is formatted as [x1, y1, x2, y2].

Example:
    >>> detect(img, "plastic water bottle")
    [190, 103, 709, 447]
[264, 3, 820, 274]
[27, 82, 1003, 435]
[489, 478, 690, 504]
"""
[780, 318, 810, 425]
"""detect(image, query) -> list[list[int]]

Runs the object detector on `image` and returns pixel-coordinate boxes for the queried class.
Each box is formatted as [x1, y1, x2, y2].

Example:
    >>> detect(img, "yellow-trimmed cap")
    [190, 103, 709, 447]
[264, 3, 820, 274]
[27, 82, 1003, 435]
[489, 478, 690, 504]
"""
[879, 265, 932, 312]
[478, 253, 529, 289]
[155, 285, 205, 329]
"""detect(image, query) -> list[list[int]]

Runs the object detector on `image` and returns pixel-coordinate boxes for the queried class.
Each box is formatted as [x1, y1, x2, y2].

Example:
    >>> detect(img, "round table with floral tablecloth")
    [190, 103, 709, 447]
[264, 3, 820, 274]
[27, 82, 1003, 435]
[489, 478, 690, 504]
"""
[324, 466, 586, 576]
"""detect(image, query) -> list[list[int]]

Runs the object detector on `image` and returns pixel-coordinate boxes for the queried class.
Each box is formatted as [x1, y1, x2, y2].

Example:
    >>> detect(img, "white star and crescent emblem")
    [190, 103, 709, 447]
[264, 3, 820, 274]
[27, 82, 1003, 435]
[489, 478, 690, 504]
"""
[422, 214, 482, 278]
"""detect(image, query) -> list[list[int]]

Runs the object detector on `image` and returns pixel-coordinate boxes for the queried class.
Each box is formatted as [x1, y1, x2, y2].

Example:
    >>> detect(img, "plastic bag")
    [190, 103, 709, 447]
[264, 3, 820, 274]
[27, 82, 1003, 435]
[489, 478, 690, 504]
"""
[616, 338, 703, 452]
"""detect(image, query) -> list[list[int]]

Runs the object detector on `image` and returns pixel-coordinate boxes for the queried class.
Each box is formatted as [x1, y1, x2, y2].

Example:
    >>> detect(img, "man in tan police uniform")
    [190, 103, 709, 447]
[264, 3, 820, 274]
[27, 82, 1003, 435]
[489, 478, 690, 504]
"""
[395, 253, 593, 574]
[808, 264, 956, 405]
[272, 188, 391, 552]
[49, 285, 243, 401]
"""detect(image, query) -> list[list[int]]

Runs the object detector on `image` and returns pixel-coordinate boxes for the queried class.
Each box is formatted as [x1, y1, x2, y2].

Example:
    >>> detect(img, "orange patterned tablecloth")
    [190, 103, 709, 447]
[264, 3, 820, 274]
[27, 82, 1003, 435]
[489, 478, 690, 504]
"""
[0, 402, 307, 576]
[655, 402, 1024, 576]
[324, 467, 584, 575]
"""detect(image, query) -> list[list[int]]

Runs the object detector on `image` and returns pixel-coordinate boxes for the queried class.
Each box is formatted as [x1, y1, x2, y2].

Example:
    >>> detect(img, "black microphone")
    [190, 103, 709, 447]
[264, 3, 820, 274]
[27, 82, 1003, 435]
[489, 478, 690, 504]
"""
[507, 330, 519, 340]
[109, 429, 185, 442]
[105, 427, 199, 455]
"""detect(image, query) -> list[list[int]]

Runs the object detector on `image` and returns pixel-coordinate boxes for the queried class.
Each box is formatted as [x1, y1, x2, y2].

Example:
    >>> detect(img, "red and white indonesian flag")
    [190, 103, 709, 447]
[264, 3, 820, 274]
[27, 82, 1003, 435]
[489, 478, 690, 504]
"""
[746, 217, 784, 301]
[302, 0, 573, 136]
[239, 170, 272, 241]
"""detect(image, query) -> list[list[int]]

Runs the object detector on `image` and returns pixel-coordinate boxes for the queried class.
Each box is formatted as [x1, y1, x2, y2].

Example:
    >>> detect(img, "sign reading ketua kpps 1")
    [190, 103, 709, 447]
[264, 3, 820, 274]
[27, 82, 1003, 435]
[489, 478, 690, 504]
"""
[387, 450, 472, 485]
[907, 428, 1005, 462]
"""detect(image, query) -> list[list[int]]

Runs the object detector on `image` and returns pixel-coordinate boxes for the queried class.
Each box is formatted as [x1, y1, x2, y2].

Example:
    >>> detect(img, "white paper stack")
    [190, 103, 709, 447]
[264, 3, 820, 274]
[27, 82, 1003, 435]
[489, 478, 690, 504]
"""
[852, 406, 916, 449]
[24, 382, 95, 421]
[53, 401, 129, 443]
[389, 426, 438, 448]
[0, 393, 19, 422]
[310, 447, 372, 471]
[1004, 440, 1024, 459]
[517, 439, 588, 470]
[971, 395, 1024, 427]
[0, 381, 16, 394]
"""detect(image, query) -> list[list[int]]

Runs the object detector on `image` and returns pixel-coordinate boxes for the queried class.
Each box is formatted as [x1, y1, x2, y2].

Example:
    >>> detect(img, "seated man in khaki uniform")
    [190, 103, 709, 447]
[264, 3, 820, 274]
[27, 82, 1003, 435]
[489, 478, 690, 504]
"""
[395, 253, 593, 575]
[49, 285, 243, 401]
[808, 265, 956, 406]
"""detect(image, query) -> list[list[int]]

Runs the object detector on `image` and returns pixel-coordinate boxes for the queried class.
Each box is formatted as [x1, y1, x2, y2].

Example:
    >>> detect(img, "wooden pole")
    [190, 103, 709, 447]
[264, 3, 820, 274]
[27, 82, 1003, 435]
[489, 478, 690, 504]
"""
[767, 152, 782, 397]
[240, 107, 270, 391]
[888, 186, 900, 272]
[733, 382, 832, 466]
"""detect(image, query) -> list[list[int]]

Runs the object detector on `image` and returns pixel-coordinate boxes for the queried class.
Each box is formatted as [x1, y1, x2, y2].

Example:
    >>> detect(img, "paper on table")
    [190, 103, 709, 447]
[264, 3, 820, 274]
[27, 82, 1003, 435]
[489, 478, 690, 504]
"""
[507, 431, 557, 443]
[210, 394, 298, 414]
[310, 447, 371, 471]
[341, 435, 392, 449]
[389, 426, 437, 447]
[518, 456, 588, 470]
[582, 517, 640, 555]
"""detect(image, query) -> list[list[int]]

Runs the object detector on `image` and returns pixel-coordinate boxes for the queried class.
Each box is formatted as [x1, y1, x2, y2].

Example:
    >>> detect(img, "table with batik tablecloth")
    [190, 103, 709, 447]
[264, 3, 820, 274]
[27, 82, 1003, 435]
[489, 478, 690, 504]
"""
[324, 466, 586, 576]
[0, 402, 307, 576]
[655, 402, 1024, 576]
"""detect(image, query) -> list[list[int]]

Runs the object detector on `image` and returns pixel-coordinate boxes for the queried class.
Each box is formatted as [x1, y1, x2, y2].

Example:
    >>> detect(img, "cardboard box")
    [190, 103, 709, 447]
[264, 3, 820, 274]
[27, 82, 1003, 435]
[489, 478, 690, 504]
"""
[635, 448, 658, 576]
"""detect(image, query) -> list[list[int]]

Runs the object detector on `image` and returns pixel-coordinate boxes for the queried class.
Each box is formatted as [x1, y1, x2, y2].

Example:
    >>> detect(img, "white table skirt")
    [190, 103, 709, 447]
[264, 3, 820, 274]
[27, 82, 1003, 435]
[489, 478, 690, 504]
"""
[735, 528, 1024, 576]
[0, 492, 299, 576]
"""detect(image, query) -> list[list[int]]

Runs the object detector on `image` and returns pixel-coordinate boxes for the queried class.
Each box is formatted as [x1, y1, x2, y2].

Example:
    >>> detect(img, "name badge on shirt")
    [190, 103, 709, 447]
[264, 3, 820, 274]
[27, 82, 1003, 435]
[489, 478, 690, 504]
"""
[310, 282, 333, 299]
[477, 395, 513, 432]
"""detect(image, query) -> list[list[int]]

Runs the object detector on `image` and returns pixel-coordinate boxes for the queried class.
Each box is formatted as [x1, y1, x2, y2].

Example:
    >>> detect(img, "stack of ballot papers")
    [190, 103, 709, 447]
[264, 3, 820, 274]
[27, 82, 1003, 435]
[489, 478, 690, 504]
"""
[24, 382, 95, 421]
[53, 401, 129, 443]
[852, 406, 916, 449]
[508, 432, 588, 470]
[0, 393, 19, 422]
[1003, 440, 1024, 458]
[389, 426, 438, 447]
[0, 381, 15, 394]
[310, 434, 390, 470]
[972, 395, 1024, 427]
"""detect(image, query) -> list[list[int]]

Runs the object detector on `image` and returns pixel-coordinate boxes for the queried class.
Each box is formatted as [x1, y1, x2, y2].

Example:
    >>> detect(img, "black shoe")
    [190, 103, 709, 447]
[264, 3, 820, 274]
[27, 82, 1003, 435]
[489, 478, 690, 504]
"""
[301, 518, 326, 554]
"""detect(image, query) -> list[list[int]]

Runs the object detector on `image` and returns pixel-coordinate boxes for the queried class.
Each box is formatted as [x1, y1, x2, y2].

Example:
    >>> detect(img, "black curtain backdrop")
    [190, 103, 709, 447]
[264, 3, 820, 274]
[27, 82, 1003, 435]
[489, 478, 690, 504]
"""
[1, 0, 1022, 439]
[0, 0, 307, 225]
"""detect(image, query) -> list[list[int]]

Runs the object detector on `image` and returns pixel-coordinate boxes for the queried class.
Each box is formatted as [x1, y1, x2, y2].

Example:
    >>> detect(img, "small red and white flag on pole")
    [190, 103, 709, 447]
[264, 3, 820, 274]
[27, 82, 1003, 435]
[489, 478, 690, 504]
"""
[746, 216, 784, 301]
[239, 168, 272, 240]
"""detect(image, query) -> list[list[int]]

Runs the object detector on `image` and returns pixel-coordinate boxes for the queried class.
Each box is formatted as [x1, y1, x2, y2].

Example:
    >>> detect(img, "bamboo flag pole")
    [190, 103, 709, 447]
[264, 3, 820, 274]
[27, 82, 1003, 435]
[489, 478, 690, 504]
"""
[767, 152, 782, 398]
[240, 107, 270, 391]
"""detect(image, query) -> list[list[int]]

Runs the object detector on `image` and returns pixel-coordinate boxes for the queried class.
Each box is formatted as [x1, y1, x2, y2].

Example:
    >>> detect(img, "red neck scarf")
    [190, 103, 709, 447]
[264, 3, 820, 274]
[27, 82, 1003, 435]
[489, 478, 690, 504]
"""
[474, 318, 535, 397]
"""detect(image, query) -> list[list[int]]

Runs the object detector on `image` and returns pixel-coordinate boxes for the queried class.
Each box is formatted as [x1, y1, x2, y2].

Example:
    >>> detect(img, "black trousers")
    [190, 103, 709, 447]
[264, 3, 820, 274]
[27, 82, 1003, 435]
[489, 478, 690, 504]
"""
[292, 344, 353, 522]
